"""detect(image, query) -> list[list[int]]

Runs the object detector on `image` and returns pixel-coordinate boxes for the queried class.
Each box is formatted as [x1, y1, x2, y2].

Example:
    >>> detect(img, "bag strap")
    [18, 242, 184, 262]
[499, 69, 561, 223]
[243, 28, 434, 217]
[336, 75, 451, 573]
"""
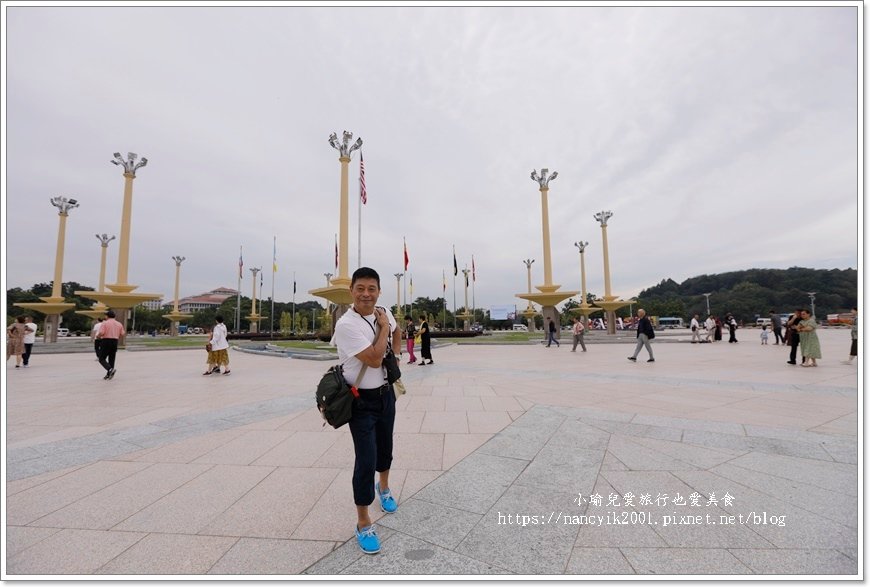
[349, 364, 367, 398]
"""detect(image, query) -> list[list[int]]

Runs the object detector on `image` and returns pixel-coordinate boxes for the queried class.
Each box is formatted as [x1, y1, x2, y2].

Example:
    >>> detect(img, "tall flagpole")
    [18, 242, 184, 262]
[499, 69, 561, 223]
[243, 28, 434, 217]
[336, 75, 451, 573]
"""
[271, 236, 276, 338]
[357, 170, 362, 269]
[442, 269, 447, 330]
[236, 245, 242, 333]
[453, 245, 457, 330]
[292, 271, 296, 335]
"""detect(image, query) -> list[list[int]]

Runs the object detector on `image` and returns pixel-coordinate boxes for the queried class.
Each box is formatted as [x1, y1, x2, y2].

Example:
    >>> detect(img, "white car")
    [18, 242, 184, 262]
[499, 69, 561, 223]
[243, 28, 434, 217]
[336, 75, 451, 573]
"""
[57, 328, 70, 337]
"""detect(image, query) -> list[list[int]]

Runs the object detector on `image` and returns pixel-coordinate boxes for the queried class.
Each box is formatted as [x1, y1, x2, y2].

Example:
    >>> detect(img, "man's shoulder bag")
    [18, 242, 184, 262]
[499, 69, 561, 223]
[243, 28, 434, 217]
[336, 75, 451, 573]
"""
[316, 363, 367, 429]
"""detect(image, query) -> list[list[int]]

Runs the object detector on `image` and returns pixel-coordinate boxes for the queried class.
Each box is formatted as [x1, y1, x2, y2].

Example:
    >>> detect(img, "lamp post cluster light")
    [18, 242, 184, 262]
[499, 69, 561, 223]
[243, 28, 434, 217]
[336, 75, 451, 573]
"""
[515, 168, 579, 333]
[163, 256, 193, 335]
[75, 151, 162, 337]
[310, 131, 364, 327]
[15, 197, 81, 341]
[76, 234, 118, 321]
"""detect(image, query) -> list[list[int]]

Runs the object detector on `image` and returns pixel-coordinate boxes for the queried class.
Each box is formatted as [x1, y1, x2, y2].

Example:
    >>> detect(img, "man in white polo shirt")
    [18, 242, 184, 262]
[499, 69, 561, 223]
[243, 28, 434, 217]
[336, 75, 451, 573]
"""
[332, 267, 402, 555]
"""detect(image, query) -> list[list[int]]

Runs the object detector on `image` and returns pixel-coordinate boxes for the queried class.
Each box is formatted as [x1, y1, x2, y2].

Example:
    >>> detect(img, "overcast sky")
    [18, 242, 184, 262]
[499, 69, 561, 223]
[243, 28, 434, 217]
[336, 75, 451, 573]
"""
[3, 3, 860, 313]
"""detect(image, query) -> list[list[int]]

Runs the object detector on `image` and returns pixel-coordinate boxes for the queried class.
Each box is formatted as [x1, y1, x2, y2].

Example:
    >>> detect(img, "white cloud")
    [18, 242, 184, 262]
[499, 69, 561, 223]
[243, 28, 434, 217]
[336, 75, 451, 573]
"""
[3, 4, 859, 314]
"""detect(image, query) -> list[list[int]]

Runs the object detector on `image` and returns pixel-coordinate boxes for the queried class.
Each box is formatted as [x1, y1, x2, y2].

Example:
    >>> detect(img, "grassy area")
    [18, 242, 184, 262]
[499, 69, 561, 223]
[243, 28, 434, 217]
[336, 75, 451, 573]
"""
[269, 340, 333, 350]
[130, 336, 210, 348]
[438, 332, 540, 344]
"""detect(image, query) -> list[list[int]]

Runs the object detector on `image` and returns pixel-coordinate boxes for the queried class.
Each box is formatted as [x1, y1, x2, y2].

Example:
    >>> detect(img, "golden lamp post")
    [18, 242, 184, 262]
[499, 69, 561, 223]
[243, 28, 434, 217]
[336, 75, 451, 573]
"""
[15, 197, 79, 342]
[591, 211, 632, 334]
[163, 256, 194, 335]
[247, 267, 262, 333]
[76, 233, 117, 321]
[77, 152, 161, 329]
[521, 259, 538, 332]
[310, 131, 362, 313]
[570, 240, 600, 327]
[516, 168, 578, 330]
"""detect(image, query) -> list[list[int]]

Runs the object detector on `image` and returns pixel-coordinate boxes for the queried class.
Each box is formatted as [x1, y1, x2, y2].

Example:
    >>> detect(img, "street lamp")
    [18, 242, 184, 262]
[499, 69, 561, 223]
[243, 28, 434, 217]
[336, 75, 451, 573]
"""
[807, 292, 817, 317]
[324, 272, 333, 286]
[108, 152, 147, 291]
[530, 168, 559, 290]
[703, 293, 712, 316]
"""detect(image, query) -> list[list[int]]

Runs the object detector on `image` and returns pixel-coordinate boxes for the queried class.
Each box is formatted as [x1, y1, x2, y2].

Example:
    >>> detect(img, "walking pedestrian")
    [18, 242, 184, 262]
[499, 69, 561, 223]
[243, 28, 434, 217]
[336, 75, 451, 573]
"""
[704, 315, 715, 343]
[6, 316, 27, 368]
[726, 313, 738, 343]
[545, 317, 560, 347]
[332, 267, 401, 555]
[843, 307, 858, 364]
[690, 314, 701, 343]
[96, 310, 125, 380]
[91, 317, 104, 360]
[628, 309, 655, 362]
[22, 316, 37, 367]
[769, 310, 784, 345]
[796, 309, 821, 367]
[418, 314, 433, 365]
[404, 316, 417, 364]
[208, 315, 230, 375]
[571, 316, 587, 352]
[760, 324, 769, 345]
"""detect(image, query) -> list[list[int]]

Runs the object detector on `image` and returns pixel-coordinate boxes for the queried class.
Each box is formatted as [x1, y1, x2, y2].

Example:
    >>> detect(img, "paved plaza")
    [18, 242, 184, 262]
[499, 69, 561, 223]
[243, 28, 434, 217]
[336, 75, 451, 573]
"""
[3, 329, 860, 577]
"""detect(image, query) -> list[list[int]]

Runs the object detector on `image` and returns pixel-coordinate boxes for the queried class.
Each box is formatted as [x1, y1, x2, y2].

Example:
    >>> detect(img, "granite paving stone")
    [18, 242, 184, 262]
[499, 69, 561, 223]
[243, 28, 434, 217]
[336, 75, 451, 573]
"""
[5, 526, 62, 558]
[414, 452, 530, 515]
[708, 462, 858, 528]
[7, 461, 152, 526]
[96, 533, 239, 575]
[454, 484, 580, 574]
[192, 430, 293, 465]
[673, 470, 857, 552]
[681, 429, 835, 461]
[376, 498, 483, 550]
[722, 452, 858, 496]
[341, 532, 509, 575]
[301, 527, 397, 575]
[199, 467, 341, 539]
[621, 547, 753, 575]
[728, 548, 857, 575]
[565, 547, 636, 575]
[578, 418, 684, 442]
[514, 446, 603, 495]
[4, 333, 858, 576]
[207, 538, 337, 575]
[475, 420, 556, 460]
[6, 529, 147, 575]
[112, 465, 275, 534]
[30, 462, 213, 530]
[605, 435, 699, 471]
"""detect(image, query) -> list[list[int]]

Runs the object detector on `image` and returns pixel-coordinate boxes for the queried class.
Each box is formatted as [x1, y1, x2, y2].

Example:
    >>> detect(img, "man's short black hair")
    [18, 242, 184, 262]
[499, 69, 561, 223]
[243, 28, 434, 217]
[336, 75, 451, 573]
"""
[351, 267, 380, 288]
[215, 315, 224, 323]
[106, 310, 116, 318]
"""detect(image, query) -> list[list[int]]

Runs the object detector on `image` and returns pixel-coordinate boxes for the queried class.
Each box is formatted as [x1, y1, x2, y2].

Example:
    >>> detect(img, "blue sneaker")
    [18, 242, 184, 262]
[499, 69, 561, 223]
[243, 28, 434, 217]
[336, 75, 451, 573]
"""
[376, 482, 398, 513]
[355, 524, 380, 554]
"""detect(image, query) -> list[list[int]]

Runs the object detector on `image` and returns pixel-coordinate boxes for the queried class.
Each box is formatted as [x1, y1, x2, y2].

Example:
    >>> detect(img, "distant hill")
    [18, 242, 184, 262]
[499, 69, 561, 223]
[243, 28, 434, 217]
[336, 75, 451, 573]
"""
[634, 267, 857, 322]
